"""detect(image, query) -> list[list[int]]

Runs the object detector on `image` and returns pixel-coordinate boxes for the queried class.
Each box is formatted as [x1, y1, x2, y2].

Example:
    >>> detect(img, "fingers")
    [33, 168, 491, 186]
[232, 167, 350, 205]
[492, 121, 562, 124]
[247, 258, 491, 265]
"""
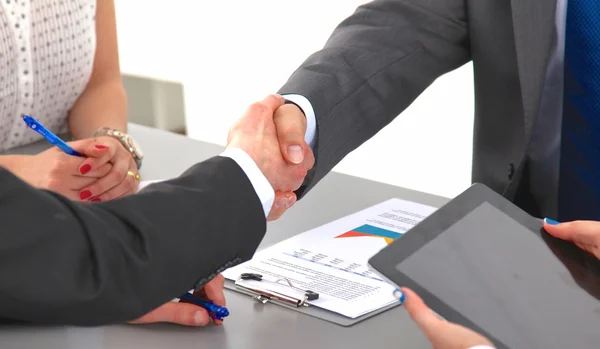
[261, 94, 286, 115]
[267, 191, 297, 221]
[76, 143, 115, 178]
[199, 274, 226, 325]
[274, 104, 309, 164]
[78, 153, 130, 201]
[241, 94, 285, 129]
[77, 158, 113, 178]
[402, 287, 494, 348]
[128, 302, 210, 327]
[543, 218, 600, 246]
[44, 171, 95, 194]
[272, 103, 315, 190]
[401, 287, 444, 338]
[202, 275, 226, 306]
[129, 158, 141, 193]
[69, 138, 117, 159]
[64, 176, 99, 191]
[89, 161, 139, 202]
[81, 142, 117, 159]
[81, 162, 113, 179]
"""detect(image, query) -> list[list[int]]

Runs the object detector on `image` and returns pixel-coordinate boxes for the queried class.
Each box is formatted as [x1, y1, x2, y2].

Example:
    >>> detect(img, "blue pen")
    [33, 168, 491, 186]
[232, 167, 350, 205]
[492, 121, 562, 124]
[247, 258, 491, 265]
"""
[22, 115, 82, 156]
[179, 292, 230, 321]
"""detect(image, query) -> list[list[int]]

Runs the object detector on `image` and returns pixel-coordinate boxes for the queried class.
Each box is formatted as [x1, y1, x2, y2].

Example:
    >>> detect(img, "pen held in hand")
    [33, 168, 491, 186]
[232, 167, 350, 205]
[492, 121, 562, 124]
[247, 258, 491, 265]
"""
[22, 115, 83, 157]
[179, 292, 230, 321]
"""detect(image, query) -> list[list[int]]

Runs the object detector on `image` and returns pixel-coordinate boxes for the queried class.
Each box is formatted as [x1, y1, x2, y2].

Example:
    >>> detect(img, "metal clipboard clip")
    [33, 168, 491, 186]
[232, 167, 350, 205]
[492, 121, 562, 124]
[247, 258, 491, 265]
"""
[234, 273, 319, 308]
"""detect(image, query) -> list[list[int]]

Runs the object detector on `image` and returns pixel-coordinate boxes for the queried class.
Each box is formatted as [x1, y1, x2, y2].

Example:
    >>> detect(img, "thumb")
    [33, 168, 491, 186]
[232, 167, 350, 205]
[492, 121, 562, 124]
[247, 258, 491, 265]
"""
[543, 218, 600, 245]
[128, 302, 210, 326]
[401, 288, 445, 339]
[199, 274, 226, 325]
[274, 104, 308, 164]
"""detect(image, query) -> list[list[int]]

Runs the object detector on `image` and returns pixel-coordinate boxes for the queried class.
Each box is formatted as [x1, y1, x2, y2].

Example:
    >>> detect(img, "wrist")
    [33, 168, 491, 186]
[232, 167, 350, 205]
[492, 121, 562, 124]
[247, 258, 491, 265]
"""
[220, 147, 275, 217]
[225, 145, 266, 182]
[284, 99, 306, 117]
[92, 127, 143, 169]
[0, 154, 28, 170]
[0, 155, 32, 181]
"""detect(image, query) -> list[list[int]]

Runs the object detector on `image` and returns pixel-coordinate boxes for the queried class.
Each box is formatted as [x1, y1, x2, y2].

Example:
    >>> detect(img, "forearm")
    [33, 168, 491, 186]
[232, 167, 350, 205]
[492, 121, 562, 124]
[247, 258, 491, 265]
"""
[0, 155, 26, 172]
[279, 0, 470, 194]
[0, 156, 266, 325]
[68, 79, 128, 139]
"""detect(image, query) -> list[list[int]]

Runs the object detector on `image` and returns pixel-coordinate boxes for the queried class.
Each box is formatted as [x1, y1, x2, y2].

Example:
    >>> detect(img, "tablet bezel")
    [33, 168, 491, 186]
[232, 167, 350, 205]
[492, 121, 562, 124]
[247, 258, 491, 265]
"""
[367, 183, 549, 349]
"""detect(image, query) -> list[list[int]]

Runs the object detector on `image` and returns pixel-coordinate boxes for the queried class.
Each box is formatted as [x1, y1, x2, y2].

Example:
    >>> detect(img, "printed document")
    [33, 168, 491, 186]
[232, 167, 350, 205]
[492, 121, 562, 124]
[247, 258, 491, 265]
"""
[222, 198, 437, 319]
[136, 179, 165, 193]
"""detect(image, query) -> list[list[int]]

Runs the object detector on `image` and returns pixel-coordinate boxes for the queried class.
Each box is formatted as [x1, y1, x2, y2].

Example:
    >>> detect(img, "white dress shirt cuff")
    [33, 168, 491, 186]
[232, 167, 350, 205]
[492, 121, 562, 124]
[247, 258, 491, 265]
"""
[282, 94, 317, 151]
[219, 148, 274, 217]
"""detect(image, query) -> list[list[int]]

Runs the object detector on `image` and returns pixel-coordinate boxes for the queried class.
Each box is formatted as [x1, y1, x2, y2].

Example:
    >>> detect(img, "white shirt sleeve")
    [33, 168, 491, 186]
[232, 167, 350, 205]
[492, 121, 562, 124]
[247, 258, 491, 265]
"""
[468, 346, 496, 349]
[219, 148, 274, 217]
[282, 94, 317, 151]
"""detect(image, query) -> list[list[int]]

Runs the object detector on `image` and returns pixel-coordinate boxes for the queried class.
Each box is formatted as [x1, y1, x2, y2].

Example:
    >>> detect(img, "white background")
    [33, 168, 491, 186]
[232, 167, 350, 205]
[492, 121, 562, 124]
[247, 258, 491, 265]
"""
[115, 0, 474, 198]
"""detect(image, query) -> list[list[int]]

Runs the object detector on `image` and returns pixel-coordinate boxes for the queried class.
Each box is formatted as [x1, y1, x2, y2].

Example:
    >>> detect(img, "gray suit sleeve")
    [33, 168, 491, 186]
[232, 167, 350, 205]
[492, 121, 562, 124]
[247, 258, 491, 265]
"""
[0, 157, 266, 325]
[278, 0, 470, 196]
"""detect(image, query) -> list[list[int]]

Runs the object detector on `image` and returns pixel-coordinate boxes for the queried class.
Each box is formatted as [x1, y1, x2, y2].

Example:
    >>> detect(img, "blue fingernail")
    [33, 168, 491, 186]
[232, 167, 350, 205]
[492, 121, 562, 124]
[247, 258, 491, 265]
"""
[544, 218, 560, 225]
[393, 289, 405, 304]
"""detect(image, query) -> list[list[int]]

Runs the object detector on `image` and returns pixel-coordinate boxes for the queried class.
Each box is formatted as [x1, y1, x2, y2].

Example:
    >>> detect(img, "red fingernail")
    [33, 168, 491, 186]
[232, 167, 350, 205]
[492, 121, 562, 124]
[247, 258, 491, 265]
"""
[95, 145, 107, 149]
[79, 164, 91, 175]
[91, 198, 102, 202]
[80, 190, 92, 200]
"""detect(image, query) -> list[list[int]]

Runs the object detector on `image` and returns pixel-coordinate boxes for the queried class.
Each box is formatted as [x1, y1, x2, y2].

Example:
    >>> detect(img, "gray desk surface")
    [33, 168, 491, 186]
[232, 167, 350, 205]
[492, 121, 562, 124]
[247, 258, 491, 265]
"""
[0, 124, 449, 349]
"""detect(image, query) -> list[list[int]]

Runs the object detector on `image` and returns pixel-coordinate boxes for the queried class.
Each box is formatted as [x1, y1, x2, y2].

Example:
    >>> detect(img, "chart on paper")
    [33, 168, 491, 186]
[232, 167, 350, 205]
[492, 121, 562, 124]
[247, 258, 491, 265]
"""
[336, 224, 402, 245]
[223, 198, 437, 318]
[284, 248, 384, 282]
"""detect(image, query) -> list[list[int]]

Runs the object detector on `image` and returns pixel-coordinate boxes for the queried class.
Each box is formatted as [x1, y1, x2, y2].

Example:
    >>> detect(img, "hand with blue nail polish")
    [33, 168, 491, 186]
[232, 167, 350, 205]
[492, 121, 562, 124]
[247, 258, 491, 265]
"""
[392, 288, 406, 303]
[401, 287, 495, 349]
[543, 218, 600, 259]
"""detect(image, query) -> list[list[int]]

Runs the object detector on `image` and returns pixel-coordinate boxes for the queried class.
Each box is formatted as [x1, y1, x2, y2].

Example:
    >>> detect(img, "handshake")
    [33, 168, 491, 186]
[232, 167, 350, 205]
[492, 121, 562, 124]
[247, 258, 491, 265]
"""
[226, 95, 315, 221]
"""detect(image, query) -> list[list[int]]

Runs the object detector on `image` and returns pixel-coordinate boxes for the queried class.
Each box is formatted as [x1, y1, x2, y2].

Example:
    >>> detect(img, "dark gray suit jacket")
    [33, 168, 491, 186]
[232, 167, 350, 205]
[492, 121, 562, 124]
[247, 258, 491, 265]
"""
[0, 156, 266, 325]
[279, 0, 556, 217]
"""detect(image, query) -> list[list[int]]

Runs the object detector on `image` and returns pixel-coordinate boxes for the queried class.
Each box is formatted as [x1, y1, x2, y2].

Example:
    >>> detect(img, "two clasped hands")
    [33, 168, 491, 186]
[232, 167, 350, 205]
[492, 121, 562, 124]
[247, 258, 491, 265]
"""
[8, 135, 140, 202]
[124, 94, 600, 349]
[22, 95, 598, 348]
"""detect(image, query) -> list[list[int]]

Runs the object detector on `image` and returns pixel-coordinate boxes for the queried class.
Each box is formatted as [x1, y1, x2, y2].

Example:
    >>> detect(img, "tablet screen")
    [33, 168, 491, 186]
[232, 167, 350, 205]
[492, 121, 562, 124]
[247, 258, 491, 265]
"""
[397, 202, 600, 349]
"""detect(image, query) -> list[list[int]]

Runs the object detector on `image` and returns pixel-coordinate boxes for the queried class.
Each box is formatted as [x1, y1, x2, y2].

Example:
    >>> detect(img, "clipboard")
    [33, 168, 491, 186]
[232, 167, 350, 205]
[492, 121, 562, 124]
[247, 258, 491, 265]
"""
[223, 272, 399, 327]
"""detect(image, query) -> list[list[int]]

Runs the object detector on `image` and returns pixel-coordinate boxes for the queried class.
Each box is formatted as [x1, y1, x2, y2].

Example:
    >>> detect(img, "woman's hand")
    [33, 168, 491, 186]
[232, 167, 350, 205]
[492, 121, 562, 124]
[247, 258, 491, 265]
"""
[543, 218, 600, 259]
[10, 139, 113, 201]
[402, 287, 495, 349]
[76, 136, 140, 202]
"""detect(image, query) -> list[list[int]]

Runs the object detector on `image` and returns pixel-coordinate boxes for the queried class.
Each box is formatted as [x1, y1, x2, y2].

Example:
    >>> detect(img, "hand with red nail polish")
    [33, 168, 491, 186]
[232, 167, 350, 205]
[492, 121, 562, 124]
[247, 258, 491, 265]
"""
[75, 135, 140, 202]
[6, 138, 115, 201]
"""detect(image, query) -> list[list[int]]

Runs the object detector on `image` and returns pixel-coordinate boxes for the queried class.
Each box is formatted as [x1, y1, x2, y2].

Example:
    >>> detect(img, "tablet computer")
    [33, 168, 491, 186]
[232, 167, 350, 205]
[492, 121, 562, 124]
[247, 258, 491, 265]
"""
[368, 183, 600, 349]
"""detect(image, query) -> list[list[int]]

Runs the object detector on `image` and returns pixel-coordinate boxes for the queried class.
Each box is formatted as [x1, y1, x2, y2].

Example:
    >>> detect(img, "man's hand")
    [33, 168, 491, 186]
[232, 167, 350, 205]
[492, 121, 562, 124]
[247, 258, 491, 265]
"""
[273, 103, 309, 165]
[227, 95, 315, 219]
[402, 287, 494, 349]
[543, 218, 600, 259]
[128, 275, 226, 326]
[267, 103, 313, 220]
[268, 102, 313, 220]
